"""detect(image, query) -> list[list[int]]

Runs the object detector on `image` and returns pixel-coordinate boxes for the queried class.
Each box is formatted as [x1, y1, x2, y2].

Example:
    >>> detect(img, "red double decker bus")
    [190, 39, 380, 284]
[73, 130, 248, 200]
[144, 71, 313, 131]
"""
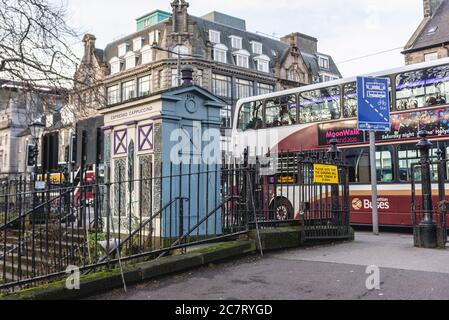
[231, 57, 449, 227]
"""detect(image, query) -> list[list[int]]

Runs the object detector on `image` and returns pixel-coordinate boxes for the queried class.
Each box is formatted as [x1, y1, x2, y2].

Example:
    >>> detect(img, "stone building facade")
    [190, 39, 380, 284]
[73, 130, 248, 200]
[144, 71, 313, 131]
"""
[80, 0, 341, 133]
[403, 0, 449, 64]
[0, 81, 65, 179]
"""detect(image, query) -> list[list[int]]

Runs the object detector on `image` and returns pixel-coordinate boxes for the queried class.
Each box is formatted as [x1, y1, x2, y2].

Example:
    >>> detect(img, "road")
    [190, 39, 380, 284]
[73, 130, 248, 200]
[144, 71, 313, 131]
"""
[88, 232, 449, 300]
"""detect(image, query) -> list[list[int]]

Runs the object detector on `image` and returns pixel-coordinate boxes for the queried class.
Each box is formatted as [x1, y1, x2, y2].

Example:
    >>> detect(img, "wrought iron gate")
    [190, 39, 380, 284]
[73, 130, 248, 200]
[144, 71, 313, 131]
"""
[244, 142, 352, 242]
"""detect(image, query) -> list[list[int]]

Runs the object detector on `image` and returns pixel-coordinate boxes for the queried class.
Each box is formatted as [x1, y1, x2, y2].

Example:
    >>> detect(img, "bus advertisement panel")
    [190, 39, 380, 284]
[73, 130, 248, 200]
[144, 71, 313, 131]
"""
[319, 107, 449, 146]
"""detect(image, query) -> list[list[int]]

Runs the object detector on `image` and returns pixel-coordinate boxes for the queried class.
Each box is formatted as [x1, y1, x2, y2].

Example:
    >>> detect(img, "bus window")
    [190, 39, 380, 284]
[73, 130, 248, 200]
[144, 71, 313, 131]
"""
[424, 65, 449, 107]
[396, 70, 426, 110]
[265, 95, 297, 128]
[344, 148, 370, 183]
[376, 147, 394, 183]
[299, 86, 341, 124]
[343, 82, 357, 118]
[396, 65, 449, 111]
[344, 80, 393, 117]
[398, 144, 441, 182]
[238, 100, 264, 131]
[398, 146, 420, 182]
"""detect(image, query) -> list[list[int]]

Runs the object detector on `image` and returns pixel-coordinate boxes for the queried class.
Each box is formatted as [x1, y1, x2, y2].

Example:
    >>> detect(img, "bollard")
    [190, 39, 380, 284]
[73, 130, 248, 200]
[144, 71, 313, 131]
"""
[416, 131, 437, 248]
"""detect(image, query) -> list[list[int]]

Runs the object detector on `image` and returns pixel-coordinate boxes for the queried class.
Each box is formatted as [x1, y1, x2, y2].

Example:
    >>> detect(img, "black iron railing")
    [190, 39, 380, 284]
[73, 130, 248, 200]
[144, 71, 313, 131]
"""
[0, 162, 252, 291]
[0, 149, 352, 292]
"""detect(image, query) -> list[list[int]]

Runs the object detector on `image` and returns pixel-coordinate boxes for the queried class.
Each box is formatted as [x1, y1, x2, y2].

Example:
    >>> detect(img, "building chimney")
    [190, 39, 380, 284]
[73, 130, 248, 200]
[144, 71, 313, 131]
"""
[281, 33, 318, 55]
[82, 34, 96, 64]
[181, 65, 193, 86]
[423, 0, 444, 18]
[171, 0, 190, 33]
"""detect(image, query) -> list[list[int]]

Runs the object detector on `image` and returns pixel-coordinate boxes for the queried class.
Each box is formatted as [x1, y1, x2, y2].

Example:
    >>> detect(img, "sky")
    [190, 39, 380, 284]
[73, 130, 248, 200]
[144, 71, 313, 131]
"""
[63, 0, 424, 78]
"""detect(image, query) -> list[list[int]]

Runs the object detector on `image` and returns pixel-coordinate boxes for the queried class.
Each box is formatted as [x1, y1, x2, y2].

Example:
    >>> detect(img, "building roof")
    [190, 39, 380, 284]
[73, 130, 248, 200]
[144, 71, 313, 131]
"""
[105, 22, 158, 63]
[404, 0, 449, 53]
[102, 11, 341, 79]
[301, 52, 342, 78]
[94, 49, 106, 64]
[191, 15, 290, 71]
[201, 11, 246, 31]
[0, 79, 67, 96]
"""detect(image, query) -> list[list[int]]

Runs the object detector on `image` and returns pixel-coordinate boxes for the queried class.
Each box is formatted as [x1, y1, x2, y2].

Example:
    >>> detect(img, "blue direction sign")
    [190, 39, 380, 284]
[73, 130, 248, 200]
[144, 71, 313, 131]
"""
[357, 76, 391, 132]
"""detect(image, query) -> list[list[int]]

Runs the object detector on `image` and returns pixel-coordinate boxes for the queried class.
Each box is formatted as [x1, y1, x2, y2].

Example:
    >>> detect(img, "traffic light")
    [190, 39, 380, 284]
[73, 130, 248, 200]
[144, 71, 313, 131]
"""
[26, 144, 36, 167]
[69, 133, 77, 164]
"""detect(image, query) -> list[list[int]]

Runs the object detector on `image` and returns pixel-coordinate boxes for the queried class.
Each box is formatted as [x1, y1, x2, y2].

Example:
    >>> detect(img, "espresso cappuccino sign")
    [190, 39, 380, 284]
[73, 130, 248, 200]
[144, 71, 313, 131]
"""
[106, 105, 154, 123]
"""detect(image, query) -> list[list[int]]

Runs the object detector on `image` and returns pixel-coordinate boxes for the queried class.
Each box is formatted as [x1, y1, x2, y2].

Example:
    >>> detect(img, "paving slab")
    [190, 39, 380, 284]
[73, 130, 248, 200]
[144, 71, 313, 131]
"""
[272, 231, 449, 274]
[87, 232, 449, 300]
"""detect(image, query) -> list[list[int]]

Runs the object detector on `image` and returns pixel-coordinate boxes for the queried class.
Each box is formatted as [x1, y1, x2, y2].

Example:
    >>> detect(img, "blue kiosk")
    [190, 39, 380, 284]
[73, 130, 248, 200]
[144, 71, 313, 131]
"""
[101, 66, 225, 241]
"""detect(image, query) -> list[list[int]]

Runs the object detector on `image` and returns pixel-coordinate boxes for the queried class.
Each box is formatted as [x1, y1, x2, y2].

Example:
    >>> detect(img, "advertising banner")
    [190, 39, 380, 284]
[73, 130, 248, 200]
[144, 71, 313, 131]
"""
[318, 108, 449, 146]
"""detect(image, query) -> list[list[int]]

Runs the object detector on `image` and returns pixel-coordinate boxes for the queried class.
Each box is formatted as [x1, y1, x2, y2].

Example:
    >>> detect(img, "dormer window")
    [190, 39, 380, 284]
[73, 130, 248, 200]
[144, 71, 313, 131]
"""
[209, 30, 221, 44]
[124, 52, 139, 70]
[118, 43, 129, 57]
[318, 56, 330, 69]
[254, 55, 270, 73]
[171, 45, 189, 58]
[230, 36, 242, 50]
[133, 37, 144, 51]
[141, 45, 153, 64]
[251, 41, 263, 55]
[233, 50, 250, 68]
[109, 57, 122, 75]
[427, 26, 438, 34]
[213, 44, 228, 63]
[149, 30, 160, 45]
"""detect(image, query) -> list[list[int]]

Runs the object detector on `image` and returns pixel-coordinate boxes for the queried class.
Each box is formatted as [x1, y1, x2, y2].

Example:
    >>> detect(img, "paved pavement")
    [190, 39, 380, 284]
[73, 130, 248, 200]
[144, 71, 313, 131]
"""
[88, 232, 449, 300]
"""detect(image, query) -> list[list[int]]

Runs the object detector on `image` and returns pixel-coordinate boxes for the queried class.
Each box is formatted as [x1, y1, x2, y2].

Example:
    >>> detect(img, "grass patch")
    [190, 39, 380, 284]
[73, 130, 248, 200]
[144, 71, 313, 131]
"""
[191, 241, 247, 254]
[0, 267, 125, 300]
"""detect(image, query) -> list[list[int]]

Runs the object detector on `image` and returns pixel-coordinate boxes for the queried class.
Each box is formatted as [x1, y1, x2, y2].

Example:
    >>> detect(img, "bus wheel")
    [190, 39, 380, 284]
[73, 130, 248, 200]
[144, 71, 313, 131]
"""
[271, 198, 293, 221]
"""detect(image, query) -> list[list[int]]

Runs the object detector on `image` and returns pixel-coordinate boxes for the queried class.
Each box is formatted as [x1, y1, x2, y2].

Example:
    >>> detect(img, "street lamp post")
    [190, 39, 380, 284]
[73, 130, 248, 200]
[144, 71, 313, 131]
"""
[416, 130, 437, 248]
[29, 120, 45, 222]
[151, 44, 202, 86]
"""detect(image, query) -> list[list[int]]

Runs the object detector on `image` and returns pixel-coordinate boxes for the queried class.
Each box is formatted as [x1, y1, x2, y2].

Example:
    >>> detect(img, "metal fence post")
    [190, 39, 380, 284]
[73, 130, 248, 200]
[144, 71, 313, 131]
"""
[437, 149, 446, 202]
[328, 138, 341, 224]
[243, 148, 249, 227]
[416, 130, 437, 248]
[436, 150, 447, 248]
[105, 165, 111, 269]
[179, 198, 184, 240]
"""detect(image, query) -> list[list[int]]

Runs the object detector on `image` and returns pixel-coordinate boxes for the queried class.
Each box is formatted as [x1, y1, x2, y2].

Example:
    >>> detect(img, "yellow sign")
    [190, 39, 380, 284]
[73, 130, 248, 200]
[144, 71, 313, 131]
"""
[37, 173, 65, 183]
[277, 176, 296, 184]
[313, 164, 339, 184]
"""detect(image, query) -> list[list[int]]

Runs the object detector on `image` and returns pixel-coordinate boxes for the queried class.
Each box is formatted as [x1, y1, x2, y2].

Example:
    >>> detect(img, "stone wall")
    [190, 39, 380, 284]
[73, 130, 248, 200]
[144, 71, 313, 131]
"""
[405, 45, 449, 65]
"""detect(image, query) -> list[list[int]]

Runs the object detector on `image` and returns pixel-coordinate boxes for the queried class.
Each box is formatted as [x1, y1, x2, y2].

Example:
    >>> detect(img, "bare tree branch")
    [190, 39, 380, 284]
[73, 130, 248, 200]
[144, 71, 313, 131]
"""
[0, 0, 107, 129]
